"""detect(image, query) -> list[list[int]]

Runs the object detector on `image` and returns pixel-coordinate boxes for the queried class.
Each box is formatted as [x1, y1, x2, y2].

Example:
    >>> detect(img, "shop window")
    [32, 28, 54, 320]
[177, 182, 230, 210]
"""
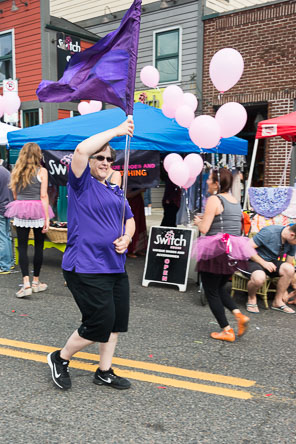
[23, 109, 39, 127]
[71, 110, 80, 117]
[0, 31, 13, 82]
[154, 28, 181, 84]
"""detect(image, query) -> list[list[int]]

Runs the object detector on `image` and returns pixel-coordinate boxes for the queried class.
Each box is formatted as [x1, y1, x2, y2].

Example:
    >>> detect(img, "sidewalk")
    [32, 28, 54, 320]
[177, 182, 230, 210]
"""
[145, 207, 163, 232]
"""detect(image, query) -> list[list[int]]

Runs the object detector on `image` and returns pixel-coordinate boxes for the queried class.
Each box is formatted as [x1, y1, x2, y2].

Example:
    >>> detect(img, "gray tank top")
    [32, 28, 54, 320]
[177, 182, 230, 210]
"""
[207, 194, 242, 236]
[17, 171, 41, 200]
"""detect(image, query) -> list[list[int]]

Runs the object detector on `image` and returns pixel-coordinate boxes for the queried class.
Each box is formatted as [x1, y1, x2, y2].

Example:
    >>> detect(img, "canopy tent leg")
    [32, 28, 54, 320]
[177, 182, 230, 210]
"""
[279, 142, 292, 187]
[243, 138, 259, 210]
[290, 142, 296, 186]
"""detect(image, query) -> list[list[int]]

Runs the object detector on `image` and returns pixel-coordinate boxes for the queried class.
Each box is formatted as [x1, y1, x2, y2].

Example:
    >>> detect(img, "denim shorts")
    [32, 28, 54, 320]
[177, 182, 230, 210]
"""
[63, 269, 130, 342]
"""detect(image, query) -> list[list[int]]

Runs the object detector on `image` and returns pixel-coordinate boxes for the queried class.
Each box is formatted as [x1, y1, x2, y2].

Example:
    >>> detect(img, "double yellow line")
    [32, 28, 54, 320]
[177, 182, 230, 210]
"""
[0, 338, 255, 399]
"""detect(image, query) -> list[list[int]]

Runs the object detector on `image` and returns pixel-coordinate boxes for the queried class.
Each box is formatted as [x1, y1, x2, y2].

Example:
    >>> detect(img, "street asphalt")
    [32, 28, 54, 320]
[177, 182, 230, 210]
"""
[1, 243, 296, 444]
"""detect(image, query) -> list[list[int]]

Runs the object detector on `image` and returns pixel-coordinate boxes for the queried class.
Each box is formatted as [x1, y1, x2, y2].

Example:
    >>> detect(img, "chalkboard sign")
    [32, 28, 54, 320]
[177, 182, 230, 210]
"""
[142, 226, 194, 292]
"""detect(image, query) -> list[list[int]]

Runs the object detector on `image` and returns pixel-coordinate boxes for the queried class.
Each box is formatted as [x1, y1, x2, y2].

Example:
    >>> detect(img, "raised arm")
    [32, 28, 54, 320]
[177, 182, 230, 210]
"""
[71, 118, 134, 178]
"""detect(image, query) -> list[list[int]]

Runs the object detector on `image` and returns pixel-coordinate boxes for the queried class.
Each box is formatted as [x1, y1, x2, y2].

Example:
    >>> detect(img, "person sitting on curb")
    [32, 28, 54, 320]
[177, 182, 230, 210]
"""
[245, 224, 296, 314]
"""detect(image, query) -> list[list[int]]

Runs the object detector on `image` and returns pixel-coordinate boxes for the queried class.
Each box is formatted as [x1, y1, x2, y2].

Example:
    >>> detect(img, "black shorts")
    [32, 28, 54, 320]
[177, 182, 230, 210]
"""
[63, 270, 130, 342]
[243, 260, 281, 279]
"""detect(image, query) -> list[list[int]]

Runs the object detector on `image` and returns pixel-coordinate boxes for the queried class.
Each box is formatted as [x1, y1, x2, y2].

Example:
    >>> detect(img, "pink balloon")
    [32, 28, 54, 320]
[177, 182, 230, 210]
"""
[184, 153, 204, 177]
[162, 85, 184, 109]
[189, 115, 221, 149]
[183, 93, 198, 112]
[163, 153, 183, 172]
[89, 100, 102, 113]
[78, 101, 91, 115]
[168, 162, 190, 188]
[182, 175, 197, 190]
[209, 48, 244, 93]
[162, 103, 176, 119]
[215, 102, 247, 138]
[4, 93, 21, 115]
[175, 105, 195, 128]
[0, 95, 4, 118]
[140, 66, 160, 88]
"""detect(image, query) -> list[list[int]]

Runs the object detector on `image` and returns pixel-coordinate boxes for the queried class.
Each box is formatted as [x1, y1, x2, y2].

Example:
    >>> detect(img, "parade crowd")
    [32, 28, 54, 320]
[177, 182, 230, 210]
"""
[1, 118, 296, 391]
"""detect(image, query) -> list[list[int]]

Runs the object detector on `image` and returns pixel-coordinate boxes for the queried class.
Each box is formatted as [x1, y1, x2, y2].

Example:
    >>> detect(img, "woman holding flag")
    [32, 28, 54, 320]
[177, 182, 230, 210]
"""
[47, 118, 135, 390]
[36, 0, 141, 389]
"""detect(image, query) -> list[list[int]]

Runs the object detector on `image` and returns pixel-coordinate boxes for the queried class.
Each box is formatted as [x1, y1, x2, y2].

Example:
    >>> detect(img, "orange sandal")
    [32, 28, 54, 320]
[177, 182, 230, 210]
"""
[235, 313, 250, 337]
[210, 328, 235, 342]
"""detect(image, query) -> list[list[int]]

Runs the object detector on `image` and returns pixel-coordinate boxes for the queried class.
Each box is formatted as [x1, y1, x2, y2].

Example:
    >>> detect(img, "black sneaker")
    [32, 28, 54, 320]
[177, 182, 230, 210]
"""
[47, 350, 71, 390]
[93, 368, 131, 390]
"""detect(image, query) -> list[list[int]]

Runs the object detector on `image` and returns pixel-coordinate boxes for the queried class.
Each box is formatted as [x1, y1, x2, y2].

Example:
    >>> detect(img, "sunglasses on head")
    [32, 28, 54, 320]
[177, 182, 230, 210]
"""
[89, 155, 114, 163]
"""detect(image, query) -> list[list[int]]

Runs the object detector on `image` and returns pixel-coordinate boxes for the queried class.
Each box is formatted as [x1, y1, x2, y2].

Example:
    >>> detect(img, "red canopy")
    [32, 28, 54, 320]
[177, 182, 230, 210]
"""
[256, 111, 296, 142]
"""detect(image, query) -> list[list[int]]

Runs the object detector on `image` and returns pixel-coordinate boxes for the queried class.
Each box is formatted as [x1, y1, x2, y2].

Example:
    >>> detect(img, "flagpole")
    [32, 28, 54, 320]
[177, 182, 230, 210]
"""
[120, 115, 133, 237]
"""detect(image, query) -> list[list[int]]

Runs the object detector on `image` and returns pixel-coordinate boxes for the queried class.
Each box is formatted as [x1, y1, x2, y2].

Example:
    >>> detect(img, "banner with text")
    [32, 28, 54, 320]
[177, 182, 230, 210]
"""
[42, 150, 160, 188]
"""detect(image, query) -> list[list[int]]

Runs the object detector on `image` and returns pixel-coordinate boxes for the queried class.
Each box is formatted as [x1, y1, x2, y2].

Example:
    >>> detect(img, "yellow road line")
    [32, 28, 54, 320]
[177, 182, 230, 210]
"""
[0, 338, 255, 388]
[0, 347, 252, 400]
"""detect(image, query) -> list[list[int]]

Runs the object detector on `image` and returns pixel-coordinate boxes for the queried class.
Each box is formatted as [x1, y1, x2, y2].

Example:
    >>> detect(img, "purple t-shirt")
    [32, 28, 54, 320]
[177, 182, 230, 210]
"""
[62, 165, 133, 273]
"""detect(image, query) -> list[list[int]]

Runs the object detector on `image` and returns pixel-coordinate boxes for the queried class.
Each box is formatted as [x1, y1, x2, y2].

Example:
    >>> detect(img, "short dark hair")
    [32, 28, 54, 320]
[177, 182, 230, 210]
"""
[93, 143, 116, 161]
[211, 168, 233, 193]
[288, 224, 296, 235]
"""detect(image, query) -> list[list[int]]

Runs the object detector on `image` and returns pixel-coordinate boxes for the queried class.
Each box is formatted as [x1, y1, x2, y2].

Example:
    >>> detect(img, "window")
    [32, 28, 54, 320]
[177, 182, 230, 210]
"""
[0, 31, 13, 82]
[154, 28, 181, 83]
[23, 109, 39, 127]
[71, 110, 80, 117]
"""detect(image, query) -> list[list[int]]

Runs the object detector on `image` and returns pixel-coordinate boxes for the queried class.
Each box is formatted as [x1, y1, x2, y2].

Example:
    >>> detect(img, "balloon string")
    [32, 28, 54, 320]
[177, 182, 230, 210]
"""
[185, 189, 190, 226]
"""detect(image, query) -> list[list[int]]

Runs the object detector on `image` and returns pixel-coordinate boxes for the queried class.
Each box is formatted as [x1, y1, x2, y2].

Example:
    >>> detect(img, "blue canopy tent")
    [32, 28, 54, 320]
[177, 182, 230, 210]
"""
[7, 103, 247, 154]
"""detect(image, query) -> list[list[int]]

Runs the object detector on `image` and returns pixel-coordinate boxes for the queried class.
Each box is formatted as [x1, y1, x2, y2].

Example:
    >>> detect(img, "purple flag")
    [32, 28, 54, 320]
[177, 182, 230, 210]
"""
[36, 0, 142, 115]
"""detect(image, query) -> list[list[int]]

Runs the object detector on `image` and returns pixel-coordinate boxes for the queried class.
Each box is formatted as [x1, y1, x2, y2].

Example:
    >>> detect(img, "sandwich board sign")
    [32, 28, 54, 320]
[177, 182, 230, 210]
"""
[142, 226, 194, 292]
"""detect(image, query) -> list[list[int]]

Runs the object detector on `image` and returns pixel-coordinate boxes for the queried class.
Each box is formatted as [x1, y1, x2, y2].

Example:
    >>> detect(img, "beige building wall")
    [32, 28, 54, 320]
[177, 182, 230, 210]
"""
[50, 0, 154, 22]
[50, 0, 278, 22]
[206, 0, 277, 14]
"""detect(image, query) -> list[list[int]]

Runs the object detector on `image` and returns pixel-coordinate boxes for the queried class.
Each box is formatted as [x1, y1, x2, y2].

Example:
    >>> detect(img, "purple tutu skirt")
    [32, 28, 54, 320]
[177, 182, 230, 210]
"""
[192, 233, 256, 275]
[5, 200, 55, 220]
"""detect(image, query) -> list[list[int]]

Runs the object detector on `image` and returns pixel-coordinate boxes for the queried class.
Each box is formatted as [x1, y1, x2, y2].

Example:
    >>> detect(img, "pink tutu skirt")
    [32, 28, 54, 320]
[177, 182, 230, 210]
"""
[192, 233, 256, 275]
[5, 200, 55, 220]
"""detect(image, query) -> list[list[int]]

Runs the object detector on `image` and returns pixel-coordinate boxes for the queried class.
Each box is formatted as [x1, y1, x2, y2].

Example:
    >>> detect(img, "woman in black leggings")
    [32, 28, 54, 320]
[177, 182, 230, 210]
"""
[16, 226, 45, 282]
[5, 143, 54, 297]
[193, 168, 254, 342]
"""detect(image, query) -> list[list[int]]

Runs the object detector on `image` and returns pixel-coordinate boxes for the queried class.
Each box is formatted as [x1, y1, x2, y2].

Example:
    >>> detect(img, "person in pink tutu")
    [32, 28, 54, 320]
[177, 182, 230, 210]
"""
[193, 168, 255, 342]
[5, 143, 54, 298]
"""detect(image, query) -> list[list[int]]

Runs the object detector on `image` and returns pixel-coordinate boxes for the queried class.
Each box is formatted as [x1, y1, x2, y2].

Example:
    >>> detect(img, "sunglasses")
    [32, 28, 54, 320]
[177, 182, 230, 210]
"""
[89, 155, 114, 163]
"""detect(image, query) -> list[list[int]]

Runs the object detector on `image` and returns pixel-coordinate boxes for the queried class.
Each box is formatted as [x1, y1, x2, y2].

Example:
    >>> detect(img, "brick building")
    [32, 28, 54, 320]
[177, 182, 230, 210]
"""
[2, 0, 289, 188]
[202, 0, 296, 186]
